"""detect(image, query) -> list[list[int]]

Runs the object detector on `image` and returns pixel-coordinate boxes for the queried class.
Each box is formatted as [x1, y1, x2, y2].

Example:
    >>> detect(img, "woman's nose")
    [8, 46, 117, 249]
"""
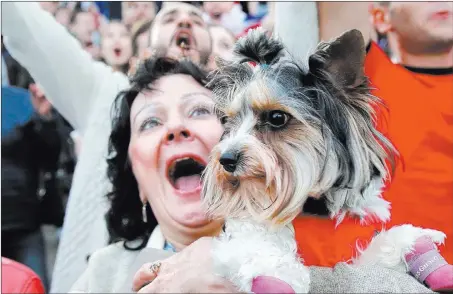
[165, 126, 193, 144]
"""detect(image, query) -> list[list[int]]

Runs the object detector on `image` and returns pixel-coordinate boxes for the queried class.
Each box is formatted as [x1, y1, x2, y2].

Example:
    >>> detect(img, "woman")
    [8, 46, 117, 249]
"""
[100, 21, 133, 74]
[70, 56, 225, 292]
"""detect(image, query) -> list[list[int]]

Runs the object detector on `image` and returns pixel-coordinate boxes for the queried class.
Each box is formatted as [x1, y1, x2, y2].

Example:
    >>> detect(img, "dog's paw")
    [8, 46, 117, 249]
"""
[352, 224, 446, 272]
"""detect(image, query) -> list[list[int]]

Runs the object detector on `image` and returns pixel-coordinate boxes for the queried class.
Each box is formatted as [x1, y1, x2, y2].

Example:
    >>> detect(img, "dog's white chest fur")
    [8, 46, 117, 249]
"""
[212, 219, 310, 293]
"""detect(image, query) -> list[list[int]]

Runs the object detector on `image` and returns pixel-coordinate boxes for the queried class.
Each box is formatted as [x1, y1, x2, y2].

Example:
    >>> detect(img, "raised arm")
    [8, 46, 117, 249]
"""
[317, 2, 372, 42]
[274, 2, 372, 56]
[2, 2, 127, 132]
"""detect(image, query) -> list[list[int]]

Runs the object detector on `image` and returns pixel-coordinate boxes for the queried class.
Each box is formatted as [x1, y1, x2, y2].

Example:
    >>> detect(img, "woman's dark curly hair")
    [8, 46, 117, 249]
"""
[106, 57, 209, 250]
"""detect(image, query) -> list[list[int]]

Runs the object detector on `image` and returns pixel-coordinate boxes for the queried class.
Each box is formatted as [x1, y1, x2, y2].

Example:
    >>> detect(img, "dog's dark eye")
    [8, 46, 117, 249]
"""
[266, 110, 290, 129]
[220, 116, 228, 125]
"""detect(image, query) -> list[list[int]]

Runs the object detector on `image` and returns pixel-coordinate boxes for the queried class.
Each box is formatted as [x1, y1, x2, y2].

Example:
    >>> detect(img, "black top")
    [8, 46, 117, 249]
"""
[1, 112, 61, 232]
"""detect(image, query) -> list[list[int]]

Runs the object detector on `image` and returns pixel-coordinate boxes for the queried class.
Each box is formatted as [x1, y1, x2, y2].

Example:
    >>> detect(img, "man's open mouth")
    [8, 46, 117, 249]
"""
[167, 157, 206, 192]
[174, 30, 194, 48]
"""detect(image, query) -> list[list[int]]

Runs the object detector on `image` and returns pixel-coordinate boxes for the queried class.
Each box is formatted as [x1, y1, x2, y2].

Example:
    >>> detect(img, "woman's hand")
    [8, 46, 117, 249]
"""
[132, 237, 241, 293]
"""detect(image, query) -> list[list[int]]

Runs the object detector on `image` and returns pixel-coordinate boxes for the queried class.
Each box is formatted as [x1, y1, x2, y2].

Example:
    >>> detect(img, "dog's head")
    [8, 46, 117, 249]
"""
[202, 28, 397, 226]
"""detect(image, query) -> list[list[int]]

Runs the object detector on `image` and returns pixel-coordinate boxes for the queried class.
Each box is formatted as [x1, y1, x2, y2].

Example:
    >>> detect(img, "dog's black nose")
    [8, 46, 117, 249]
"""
[219, 151, 239, 173]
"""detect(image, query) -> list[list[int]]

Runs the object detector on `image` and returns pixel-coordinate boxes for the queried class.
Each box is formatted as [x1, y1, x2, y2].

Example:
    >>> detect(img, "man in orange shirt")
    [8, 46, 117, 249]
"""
[294, 1, 453, 268]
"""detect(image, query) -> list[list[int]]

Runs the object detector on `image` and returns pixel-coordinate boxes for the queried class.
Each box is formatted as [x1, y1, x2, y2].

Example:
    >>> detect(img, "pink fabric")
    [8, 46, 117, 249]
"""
[405, 236, 453, 291]
[251, 276, 295, 294]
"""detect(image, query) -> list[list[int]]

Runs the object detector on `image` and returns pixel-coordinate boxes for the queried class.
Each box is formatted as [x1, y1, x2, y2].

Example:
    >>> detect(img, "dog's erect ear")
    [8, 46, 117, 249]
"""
[308, 29, 366, 88]
[234, 27, 285, 65]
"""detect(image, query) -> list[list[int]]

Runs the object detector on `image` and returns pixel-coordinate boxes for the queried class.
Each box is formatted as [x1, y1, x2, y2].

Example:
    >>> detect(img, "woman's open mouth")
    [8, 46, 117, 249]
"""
[167, 156, 206, 195]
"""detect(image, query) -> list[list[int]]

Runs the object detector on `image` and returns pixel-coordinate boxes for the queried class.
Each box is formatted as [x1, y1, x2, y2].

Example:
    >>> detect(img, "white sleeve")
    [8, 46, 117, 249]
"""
[2, 2, 118, 132]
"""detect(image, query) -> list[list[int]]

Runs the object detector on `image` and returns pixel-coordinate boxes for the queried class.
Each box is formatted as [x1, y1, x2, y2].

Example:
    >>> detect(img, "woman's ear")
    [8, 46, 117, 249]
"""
[370, 3, 393, 35]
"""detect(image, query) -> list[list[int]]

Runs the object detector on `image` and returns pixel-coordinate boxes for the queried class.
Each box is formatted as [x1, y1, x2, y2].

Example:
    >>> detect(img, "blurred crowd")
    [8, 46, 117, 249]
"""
[1, 1, 452, 294]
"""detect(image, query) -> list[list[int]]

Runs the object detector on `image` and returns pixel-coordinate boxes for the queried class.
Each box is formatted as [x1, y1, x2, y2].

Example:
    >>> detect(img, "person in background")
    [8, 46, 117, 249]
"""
[202, 1, 247, 35]
[69, 8, 100, 60]
[1, 2, 215, 292]
[2, 55, 34, 90]
[206, 24, 236, 71]
[121, 1, 156, 30]
[131, 20, 153, 59]
[150, 2, 213, 66]
[1, 82, 62, 292]
[69, 9, 96, 43]
[55, 6, 73, 28]
[100, 21, 133, 73]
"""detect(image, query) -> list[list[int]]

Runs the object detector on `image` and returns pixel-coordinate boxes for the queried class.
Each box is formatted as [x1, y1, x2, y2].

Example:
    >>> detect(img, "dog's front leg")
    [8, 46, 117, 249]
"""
[211, 220, 310, 293]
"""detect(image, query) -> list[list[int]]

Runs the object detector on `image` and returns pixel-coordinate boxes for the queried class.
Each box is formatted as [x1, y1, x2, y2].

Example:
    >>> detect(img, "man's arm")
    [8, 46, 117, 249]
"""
[2, 2, 126, 133]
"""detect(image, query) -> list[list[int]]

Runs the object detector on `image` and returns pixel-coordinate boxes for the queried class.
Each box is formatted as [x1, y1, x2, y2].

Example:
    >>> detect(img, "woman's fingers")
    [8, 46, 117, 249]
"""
[137, 278, 161, 294]
[132, 262, 160, 292]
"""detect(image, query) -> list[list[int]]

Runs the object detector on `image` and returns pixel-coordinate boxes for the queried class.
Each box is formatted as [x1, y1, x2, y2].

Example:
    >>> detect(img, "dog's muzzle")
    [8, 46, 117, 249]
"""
[219, 151, 240, 173]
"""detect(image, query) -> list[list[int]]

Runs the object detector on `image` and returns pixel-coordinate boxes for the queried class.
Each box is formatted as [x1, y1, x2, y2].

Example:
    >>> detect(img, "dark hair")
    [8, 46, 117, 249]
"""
[131, 20, 153, 57]
[106, 57, 209, 250]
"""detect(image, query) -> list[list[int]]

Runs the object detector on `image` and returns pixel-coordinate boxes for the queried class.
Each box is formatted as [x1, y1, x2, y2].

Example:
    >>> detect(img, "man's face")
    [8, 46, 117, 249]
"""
[388, 2, 453, 53]
[149, 3, 212, 65]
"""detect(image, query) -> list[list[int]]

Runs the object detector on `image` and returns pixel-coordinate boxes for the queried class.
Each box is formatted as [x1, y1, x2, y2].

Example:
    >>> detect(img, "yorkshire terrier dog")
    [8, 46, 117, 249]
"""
[202, 28, 449, 293]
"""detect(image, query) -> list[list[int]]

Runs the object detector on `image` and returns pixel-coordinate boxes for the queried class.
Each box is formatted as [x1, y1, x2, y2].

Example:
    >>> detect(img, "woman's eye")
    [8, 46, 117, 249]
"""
[190, 107, 211, 117]
[139, 118, 161, 131]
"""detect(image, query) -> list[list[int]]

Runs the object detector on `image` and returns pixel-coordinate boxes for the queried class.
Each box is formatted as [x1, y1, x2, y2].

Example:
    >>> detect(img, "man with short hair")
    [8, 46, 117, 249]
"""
[1, 2, 214, 292]
[371, 2, 452, 67]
